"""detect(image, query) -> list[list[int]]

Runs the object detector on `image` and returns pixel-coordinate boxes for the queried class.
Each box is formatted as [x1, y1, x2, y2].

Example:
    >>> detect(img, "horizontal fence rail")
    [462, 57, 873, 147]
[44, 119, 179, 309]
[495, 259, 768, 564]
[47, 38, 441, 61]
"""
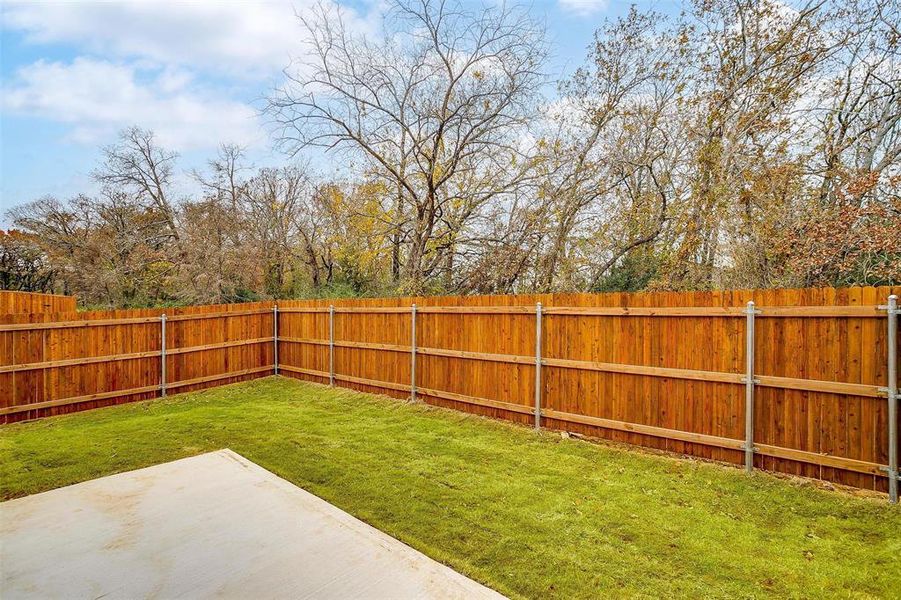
[279, 304, 888, 317]
[2, 287, 899, 501]
[276, 337, 885, 396]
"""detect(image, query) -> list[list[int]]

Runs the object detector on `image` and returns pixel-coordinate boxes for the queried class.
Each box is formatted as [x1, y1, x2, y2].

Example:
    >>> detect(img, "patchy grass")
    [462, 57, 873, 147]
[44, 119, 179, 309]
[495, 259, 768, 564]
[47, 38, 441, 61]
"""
[1, 377, 898, 599]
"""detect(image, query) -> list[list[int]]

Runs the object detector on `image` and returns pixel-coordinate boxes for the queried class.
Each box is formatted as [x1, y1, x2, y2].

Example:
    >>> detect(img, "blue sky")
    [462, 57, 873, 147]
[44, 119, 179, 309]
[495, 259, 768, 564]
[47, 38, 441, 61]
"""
[0, 0, 675, 227]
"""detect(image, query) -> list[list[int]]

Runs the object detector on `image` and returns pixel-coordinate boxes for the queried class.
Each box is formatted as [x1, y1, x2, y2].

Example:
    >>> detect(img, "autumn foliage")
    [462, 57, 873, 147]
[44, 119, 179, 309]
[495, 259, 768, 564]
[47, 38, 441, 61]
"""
[2, 0, 898, 306]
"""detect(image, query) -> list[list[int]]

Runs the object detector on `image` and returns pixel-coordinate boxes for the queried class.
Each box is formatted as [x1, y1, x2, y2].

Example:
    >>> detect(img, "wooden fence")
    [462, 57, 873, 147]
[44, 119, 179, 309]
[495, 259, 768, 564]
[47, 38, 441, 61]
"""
[0, 291, 77, 314]
[275, 286, 900, 498]
[1, 302, 275, 422]
[1, 287, 898, 499]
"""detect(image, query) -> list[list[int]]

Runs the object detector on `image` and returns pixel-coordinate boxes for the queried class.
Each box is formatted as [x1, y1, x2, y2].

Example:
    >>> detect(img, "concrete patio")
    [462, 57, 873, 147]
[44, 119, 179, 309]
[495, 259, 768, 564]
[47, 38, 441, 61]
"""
[0, 449, 505, 599]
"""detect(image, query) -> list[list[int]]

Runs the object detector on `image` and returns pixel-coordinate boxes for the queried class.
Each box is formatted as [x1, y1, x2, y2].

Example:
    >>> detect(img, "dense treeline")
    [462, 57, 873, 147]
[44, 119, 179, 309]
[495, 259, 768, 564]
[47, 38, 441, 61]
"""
[2, 0, 898, 307]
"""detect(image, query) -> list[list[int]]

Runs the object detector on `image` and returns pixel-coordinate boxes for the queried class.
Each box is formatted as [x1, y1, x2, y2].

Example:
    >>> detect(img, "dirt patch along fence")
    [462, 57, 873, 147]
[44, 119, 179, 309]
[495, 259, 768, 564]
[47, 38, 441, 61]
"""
[1, 287, 898, 501]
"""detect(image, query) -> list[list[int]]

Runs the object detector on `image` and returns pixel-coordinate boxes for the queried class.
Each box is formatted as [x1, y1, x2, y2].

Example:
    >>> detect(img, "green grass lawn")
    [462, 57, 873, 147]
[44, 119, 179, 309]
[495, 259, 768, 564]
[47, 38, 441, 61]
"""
[2, 377, 898, 599]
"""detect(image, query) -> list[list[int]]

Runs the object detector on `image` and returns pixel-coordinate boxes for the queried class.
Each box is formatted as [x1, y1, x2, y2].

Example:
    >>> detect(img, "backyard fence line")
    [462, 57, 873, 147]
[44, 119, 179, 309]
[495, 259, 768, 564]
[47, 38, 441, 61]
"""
[2, 287, 899, 500]
[274, 286, 900, 500]
[1, 301, 277, 419]
[279, 300, 898, 481]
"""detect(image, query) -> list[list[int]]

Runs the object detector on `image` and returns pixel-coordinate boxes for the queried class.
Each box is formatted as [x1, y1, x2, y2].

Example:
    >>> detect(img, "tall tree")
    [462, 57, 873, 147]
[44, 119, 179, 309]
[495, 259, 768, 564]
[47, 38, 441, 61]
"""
[268, 0, 548, 292]
[94, 127, 182, 248]
[0, 230, 56, 292]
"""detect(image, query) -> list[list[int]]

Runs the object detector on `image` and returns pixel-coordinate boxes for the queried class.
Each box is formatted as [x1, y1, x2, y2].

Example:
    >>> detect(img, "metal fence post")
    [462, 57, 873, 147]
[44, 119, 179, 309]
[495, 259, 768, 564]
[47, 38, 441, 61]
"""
[883, 294, 898, 503]
[329, 305, 335, 386]
[273, 304, 279, 375]
[160, 313, 167, 397]
[535, 302, 542, 430]
[411, 304, 417, 401]
[744, 301, 757, 473]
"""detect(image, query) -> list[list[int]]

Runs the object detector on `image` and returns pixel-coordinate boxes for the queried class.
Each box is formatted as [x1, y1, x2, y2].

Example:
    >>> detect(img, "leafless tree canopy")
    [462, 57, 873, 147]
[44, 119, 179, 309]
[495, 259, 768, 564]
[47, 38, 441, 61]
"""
[269, 0, 549, 291]
[4, 0, 899, 306]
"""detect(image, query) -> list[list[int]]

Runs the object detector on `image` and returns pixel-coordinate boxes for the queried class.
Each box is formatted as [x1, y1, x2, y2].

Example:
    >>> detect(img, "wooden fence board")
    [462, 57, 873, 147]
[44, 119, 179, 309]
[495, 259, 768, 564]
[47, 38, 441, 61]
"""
[0, 291, 77, 314]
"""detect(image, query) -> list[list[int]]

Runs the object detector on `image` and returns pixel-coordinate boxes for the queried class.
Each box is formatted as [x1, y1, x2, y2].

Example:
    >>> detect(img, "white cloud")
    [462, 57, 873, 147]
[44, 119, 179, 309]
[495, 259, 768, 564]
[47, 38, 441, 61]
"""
[558, 0, 609, 16]
[1, 0, 379, 78]
[2, 58, 261, 150]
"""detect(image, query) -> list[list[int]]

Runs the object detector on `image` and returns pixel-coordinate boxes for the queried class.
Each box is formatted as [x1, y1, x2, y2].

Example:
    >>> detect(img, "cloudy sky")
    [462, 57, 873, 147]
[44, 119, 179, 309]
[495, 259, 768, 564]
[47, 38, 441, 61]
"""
[0, 0, 668, 222]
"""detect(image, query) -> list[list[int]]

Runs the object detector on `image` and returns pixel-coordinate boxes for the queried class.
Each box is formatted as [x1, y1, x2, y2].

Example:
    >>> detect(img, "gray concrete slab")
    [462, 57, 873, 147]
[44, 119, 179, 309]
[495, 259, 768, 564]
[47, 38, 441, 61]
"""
[1, 449, 506, 600]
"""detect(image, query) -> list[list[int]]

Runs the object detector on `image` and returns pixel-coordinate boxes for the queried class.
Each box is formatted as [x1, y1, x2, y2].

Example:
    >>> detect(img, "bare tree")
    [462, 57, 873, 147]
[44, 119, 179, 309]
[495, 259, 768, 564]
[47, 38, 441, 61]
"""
[268, 0, 548, 292]
[93, 127, 182, 247]
[814, 0, 900, 204]
[8, 0, 900, 307]
[531, 8, 685, 291]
